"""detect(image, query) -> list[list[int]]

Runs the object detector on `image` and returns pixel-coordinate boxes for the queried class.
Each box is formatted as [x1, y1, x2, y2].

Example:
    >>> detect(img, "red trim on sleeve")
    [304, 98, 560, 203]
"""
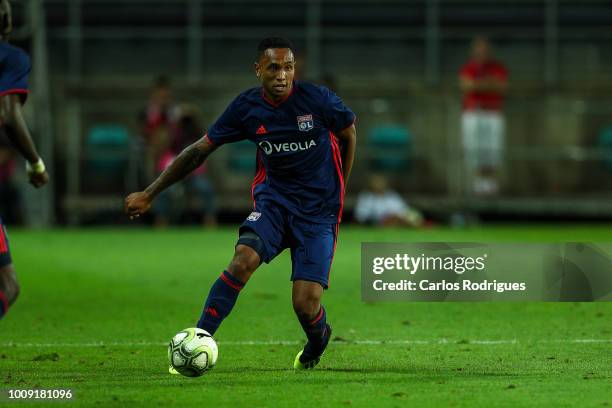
[0, 89, 29, 105]
[0, 89, 29, 98]
[203, 133, 215, 146]
[0, 226, 7, 254]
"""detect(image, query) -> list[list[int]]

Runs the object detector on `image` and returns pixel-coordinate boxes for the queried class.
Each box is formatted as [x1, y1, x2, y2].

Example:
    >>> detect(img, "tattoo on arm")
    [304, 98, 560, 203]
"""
[145, 138, 216, 198]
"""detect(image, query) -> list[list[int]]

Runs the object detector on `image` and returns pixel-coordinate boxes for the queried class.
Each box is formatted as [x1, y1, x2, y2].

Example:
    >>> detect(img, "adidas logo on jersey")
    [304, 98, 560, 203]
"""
[256, 125, 268, 135]
[258, 139, 317, 155]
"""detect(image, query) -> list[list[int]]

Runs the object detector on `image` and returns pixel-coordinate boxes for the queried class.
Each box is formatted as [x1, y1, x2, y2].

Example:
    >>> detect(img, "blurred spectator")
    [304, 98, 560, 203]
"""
[152, 106, 217, 227]
[0, 136, 22, 224]
[139, 75, 180, 180]
[354, 175, 423, 227]
[459, 37, 508, 196]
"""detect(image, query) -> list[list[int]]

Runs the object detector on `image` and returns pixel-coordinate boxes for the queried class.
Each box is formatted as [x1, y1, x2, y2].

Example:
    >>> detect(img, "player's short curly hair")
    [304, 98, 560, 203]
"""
[257, 37, 294, 60]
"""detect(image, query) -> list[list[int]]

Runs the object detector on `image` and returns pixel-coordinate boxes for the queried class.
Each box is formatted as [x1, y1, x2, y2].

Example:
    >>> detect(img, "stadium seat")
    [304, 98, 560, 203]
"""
[84, 124, 132, 193]
[597, 126, 612, 171]
[86, 124, 131, 171]
[368, 125, 412, 171]
[227, 139, 256, 173]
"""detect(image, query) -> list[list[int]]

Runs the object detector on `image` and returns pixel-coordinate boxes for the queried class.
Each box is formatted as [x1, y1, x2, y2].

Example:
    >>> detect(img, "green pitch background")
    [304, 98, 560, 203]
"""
[0, 226, 610, 407]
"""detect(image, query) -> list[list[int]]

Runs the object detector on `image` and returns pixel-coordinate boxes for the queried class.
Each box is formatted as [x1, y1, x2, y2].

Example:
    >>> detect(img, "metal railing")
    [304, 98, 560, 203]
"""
[53, 90, 612, 223]
[11, 0, 612, 224]
[22, 0, 612, 84]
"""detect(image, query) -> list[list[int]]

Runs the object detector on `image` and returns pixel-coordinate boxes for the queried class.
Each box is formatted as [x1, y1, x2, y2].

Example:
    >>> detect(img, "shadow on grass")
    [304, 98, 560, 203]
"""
[153, 368, 528, 390]
[322, 367, 524, 377]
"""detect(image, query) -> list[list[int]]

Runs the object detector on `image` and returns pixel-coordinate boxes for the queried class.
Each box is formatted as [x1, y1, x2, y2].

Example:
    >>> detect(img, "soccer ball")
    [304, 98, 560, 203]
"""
[168, 328, 218, 377]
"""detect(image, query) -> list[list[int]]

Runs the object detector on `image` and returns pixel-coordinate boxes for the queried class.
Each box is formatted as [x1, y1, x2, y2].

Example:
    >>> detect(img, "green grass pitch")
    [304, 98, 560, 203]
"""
[0, 225, 610, 407]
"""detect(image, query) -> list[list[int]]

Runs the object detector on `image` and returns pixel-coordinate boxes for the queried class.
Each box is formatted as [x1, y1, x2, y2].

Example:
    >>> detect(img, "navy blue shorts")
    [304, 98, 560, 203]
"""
[0, 218, 12, 268]
[238, 202, 338, 289]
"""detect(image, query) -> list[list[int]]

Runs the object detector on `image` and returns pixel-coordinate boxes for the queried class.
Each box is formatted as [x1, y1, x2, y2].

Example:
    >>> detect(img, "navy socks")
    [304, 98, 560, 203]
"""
[298, 305, 328, 354]
[196, 269, 329, 354]
[197, 271, 244, 335]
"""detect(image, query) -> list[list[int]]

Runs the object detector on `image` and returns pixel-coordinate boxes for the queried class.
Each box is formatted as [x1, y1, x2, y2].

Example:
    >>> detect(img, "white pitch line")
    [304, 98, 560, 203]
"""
[0, 339, 610, 348]
[465, 340, 519, 345]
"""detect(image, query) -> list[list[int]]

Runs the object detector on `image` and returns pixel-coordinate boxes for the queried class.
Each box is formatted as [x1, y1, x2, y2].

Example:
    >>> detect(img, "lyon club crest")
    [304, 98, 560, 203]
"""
[297, 114, 314, 132]
[247, 212, 261, 221]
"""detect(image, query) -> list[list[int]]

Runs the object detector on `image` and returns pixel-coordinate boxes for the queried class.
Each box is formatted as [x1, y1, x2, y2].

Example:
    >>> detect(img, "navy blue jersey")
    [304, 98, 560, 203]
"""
[0, 42, 30, 103]
[206, 80, 355, 224]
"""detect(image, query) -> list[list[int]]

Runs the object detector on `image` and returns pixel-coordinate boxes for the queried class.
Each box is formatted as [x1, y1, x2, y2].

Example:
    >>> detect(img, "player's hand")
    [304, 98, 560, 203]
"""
[28, 170, 49, 188]
[125, 191, 152, 220]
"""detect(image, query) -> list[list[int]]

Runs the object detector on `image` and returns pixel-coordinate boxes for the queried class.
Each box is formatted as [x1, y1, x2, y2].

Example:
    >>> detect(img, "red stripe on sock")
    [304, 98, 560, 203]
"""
[0, 290, 8, 314]
[220, 273, 243, 292]
[310, 307, 324, 326]
[205, 307, 219, 317]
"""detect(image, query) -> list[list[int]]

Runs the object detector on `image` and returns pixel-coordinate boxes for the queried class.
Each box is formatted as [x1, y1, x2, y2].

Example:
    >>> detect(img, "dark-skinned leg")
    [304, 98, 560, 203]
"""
[292, 280, 331, 366]
[196, 245, 260, 335]
[0, 264, 19, 319]
[292, 280, 323, 323]
[226, 244, 260, 283]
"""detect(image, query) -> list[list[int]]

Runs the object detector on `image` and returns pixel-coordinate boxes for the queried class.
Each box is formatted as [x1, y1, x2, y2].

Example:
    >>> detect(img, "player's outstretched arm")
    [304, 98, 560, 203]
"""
[336, 123, 356, 188]
[0, 94, 49, 188]
[125, 136, 217, 219]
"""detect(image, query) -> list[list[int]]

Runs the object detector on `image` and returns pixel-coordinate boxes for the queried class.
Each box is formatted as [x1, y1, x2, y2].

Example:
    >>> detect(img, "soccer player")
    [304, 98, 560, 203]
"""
[125, 37, 356, 369]
[0, 0, 49, 320]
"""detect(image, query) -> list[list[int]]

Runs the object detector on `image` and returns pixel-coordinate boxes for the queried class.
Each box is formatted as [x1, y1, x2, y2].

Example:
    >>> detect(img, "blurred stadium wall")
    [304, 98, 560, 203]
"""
[9, 0, 612, 225]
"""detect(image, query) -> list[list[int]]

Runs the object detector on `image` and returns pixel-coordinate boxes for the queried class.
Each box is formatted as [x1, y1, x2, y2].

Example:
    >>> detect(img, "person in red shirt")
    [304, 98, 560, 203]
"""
[459, 37, 508, 196]
[152, 107, 218, 228]
[139, 76, 181, 180]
